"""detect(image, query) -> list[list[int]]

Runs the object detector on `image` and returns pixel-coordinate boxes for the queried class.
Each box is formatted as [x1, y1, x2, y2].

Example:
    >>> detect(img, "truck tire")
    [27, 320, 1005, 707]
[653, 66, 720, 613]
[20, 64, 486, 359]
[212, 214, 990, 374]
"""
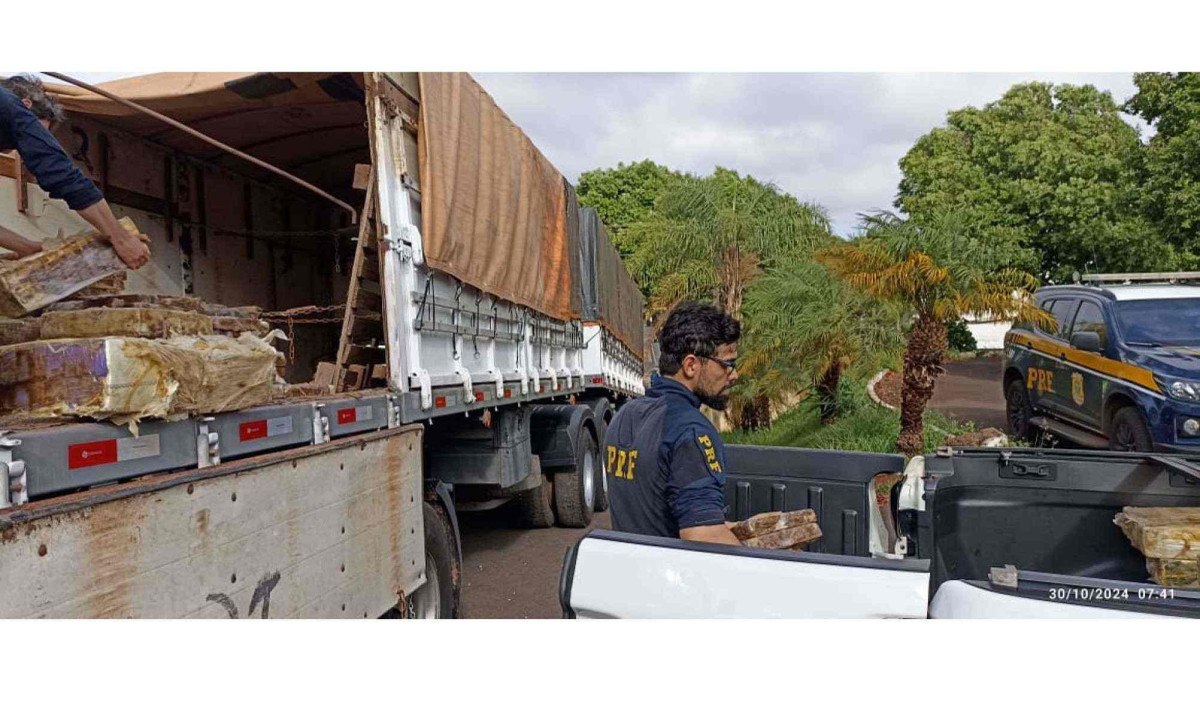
[587, 398, 611, 444]
[404, 501, 460, 618]
[1109, 407, 1154, 452]
[591, 404, 611, 513]
[1005, 378, 1036, 442]
[514, 473, 555, 529]
[553, 430, 597, 528]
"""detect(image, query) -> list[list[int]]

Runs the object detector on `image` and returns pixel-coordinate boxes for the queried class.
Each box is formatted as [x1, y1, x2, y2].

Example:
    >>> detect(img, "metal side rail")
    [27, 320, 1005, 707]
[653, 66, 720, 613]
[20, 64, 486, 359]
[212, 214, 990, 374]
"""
[0, 391, 397, 506]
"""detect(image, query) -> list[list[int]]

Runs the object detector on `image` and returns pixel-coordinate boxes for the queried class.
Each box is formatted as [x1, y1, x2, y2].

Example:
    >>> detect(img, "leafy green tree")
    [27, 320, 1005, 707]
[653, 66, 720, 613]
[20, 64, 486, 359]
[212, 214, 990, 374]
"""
[1126, 73, 1200, 261]
[740, 259, 904, 424]
[897, 82, 1178, 282]
[945, 317, 978, 353]
[576, 160, 684, 256]
[820, 210, 1048, 455]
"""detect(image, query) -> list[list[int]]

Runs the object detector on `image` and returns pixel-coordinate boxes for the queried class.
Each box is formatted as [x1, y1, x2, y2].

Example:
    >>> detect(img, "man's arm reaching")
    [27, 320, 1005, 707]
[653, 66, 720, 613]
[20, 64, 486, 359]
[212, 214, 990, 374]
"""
[77, 199, 150, 269]
[1, 89, 149, 269]
[0, 225, 42, 257]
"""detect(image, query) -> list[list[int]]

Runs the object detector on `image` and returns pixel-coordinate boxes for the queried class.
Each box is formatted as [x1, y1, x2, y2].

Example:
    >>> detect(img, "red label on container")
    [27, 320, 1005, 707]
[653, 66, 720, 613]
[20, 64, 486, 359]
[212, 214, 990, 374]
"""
[591, 377, 604, 385]
[239, 420, 268, 441]
[69, 439, 118, 469]
[474, 391, 485, 402]
[504, 389, 512, 398]
[434, 396, 447, 408]
[337, 408, 357, 425]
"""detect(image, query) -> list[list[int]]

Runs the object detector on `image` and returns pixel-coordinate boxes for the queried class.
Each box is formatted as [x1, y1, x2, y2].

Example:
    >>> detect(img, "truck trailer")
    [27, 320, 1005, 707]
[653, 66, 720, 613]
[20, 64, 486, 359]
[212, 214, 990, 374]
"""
[0, 72, 646, 618]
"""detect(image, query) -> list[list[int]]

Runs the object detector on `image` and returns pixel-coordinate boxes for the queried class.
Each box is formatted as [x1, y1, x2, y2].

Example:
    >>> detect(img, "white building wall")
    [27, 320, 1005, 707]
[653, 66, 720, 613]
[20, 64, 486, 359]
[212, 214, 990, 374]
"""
[967, 320, 1012, 350]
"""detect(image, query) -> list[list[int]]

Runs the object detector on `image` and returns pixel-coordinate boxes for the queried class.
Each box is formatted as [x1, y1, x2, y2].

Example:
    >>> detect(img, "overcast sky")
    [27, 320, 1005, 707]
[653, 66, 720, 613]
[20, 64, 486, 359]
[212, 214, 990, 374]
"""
[41, 72, 1145, 237]
[475, 73, 1145, 237]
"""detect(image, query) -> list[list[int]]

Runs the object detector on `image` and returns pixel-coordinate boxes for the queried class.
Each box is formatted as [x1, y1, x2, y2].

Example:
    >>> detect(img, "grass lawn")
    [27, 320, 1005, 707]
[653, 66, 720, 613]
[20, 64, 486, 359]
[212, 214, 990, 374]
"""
[723, 381, 971, 455]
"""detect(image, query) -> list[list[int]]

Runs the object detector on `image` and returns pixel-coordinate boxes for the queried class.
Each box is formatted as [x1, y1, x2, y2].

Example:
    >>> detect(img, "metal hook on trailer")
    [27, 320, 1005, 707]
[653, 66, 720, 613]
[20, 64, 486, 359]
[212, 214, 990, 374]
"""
[0, 432, 25, 508]
[416, 272, 434, 331]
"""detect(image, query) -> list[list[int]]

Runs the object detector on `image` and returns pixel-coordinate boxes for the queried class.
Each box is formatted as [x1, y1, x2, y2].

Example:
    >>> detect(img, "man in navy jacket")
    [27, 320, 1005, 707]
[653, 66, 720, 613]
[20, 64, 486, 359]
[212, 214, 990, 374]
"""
[0, 74, 149, 268]
[604, 302, 743, 545]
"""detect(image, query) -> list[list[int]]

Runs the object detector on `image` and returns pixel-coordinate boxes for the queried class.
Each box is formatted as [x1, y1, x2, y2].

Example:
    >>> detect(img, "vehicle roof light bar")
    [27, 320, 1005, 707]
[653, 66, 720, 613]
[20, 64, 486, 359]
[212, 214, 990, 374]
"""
[1077, 271, 1200, 285]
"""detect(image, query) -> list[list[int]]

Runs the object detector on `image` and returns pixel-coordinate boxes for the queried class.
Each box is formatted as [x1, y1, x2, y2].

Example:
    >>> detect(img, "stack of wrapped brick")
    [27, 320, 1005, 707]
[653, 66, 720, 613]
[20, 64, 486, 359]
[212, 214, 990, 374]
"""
[1115, 507, 1200, 587]
[730, 509, 823, 550]
[0, 219, 283, 425]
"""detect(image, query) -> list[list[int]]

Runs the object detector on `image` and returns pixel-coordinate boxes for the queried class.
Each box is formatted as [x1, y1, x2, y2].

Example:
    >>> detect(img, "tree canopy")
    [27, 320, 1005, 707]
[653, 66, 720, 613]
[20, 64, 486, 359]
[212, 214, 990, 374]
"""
[1126, 72, 1200, 261]
[623, 167, 834, 320]
[897, 82, 1179, 283]
[576, 160, 684, 256]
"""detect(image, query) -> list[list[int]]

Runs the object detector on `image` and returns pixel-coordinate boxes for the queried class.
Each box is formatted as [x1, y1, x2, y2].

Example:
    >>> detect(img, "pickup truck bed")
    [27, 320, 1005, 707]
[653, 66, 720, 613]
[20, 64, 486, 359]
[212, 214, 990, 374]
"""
[561, 446, 1200, 618]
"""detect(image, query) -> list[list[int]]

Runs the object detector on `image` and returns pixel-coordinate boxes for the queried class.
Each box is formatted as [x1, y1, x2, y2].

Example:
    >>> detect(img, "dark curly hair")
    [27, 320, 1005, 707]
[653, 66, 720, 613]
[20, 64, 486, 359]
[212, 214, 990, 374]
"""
[2, 74, 65, 127]
[657, 301, 741, 375]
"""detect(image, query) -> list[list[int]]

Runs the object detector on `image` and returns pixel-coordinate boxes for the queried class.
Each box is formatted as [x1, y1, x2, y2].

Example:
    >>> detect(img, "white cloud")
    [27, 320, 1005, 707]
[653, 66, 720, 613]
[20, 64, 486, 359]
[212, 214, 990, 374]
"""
[476, 72, 1146, 236]
[20, 70, 1148, 238]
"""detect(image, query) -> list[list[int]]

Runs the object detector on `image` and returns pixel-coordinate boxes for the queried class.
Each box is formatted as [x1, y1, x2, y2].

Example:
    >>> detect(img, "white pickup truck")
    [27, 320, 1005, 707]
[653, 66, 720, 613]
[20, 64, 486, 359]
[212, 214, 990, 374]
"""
[560, 445, 1200, 618]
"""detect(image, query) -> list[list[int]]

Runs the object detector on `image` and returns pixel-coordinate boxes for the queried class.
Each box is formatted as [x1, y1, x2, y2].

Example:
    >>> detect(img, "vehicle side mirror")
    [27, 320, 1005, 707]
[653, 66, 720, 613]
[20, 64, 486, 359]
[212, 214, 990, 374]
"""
[1071, 331, 1101, 353]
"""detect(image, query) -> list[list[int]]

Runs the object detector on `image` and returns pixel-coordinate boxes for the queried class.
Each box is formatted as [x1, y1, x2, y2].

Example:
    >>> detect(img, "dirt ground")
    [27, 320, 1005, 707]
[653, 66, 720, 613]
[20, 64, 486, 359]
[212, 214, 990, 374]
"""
[458, 506, 610, 619]
[456, 356, 1010, 620]
[928, 355, 1006, 430]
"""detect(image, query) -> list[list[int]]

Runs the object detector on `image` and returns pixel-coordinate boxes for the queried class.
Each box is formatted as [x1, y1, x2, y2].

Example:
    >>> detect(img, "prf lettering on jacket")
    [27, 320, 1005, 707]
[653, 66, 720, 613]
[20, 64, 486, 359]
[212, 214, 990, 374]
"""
[606, 445, 639, 480]
[697, 434, 721, 472]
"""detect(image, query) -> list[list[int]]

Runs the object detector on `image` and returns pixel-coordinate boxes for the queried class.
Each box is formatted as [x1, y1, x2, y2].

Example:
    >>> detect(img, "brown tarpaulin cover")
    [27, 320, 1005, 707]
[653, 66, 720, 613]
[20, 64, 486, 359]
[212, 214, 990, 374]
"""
[577, 206, 645, 359]
[563, 179, 583, 322]
[417, 73, 578, 321]
[594, 216, 645, 359]
[47, 73, 350, 115]
[43, 73, 368, 192]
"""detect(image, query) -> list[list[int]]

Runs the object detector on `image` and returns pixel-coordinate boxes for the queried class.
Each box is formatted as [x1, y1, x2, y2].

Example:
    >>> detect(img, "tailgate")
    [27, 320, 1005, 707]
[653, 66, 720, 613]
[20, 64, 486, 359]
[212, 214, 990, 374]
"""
[561, 530, 929, 619]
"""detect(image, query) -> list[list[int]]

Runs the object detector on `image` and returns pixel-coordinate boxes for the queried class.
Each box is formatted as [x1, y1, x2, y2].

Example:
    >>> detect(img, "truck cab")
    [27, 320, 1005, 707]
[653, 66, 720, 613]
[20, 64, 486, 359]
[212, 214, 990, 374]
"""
[1003, 272, 1200, 453]
[560, 444, 1200, 618]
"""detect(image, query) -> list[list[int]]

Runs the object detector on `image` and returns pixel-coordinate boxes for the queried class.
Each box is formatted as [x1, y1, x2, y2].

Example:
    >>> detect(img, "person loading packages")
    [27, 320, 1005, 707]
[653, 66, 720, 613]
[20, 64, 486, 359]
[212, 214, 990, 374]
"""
[0, 74, 149, 269]
[604, 300, 822, 549]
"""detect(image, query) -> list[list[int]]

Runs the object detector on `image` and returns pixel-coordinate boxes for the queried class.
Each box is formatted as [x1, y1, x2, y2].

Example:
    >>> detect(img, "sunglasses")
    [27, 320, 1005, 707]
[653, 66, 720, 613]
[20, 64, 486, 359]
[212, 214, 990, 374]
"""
[698, 355, 737, 372]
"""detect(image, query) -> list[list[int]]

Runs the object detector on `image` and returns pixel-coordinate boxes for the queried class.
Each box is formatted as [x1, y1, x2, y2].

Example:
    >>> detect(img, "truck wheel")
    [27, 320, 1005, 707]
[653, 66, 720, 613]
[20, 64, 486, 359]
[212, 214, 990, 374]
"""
[404, 501, 460, 618]
[594, 453, 610, 513]
[591, 409, 610, 513]
[1109, 407, 1154, 452]
[553, 430, 597, 528]
[514, 473, 555, 529]
[1005, 379, 1036, 441]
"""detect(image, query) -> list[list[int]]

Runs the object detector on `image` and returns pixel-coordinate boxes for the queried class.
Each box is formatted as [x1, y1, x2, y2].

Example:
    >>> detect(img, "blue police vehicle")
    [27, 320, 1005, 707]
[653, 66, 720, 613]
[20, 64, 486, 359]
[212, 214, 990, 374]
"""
[1003, 272, 1200, 453]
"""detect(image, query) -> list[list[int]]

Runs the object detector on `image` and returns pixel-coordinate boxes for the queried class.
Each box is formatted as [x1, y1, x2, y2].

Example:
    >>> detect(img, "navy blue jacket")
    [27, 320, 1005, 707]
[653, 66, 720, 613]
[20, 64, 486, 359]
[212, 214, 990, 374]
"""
[0, 87, 102, 210]
[604, 374, 729, 537]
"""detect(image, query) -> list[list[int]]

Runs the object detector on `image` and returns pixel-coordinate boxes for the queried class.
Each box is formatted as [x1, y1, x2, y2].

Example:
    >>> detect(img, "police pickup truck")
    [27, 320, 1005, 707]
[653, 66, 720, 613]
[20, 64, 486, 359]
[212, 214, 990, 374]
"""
[1003, 272, 1200, 453]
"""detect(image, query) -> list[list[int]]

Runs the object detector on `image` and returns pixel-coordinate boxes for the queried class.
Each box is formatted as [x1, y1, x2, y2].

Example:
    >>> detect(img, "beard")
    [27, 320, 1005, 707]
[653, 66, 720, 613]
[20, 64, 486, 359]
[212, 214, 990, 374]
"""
[695, 385, 730, 411]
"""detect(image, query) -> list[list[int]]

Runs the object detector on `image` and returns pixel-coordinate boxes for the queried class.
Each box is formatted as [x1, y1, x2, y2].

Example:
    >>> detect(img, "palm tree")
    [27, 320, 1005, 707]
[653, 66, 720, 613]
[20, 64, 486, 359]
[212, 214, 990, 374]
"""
[624, 168, 833, 429]
[820, 209, 1047, 455]
[625, 168, 832, 320]
[741, 259, 905, 424]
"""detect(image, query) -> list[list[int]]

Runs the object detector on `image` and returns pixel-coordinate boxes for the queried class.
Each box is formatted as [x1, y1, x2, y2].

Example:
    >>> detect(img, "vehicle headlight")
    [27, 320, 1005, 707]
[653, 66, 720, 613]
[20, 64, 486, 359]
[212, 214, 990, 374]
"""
[1162, 378, 1200, 402]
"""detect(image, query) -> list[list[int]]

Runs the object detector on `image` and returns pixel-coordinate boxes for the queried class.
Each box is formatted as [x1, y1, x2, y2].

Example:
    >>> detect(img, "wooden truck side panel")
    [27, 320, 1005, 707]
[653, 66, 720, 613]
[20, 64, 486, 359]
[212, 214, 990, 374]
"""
[0, 426, 424, 618]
